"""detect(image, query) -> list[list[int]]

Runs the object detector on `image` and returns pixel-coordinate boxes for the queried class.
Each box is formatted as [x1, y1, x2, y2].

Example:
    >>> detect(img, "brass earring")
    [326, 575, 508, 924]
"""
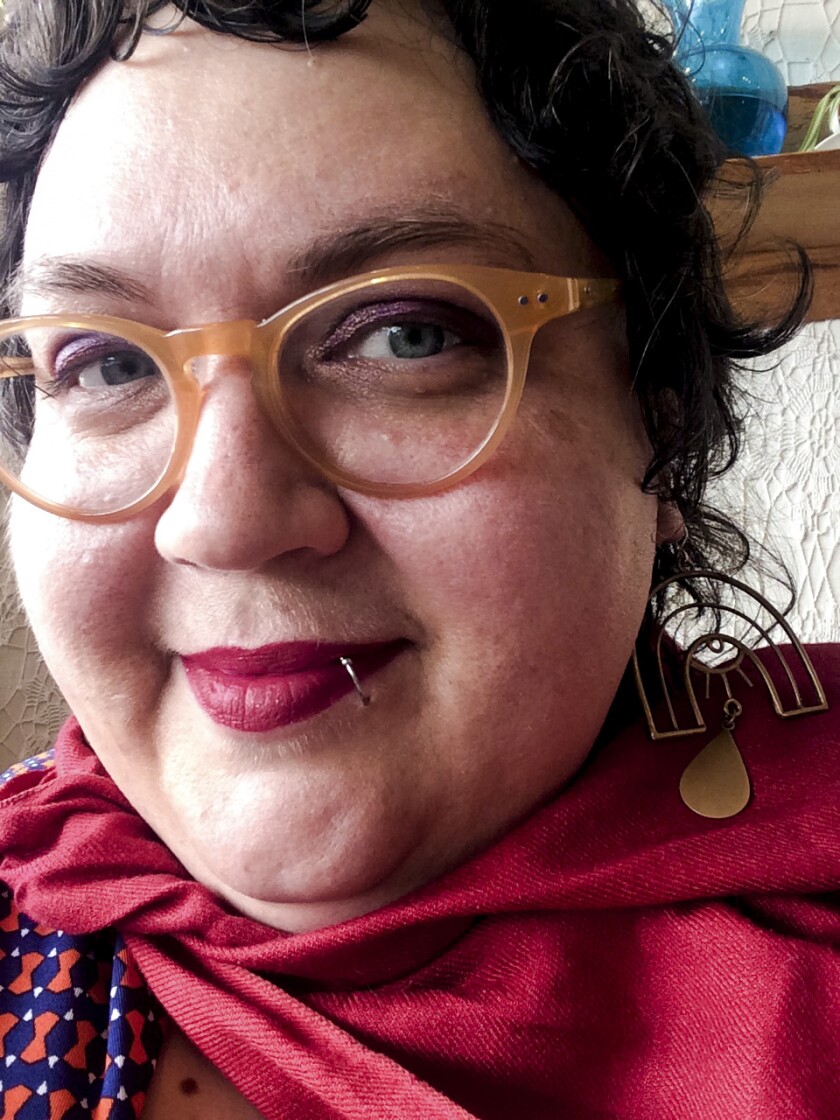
[678, 695, 750, 818]
[633, 567, 829, 819]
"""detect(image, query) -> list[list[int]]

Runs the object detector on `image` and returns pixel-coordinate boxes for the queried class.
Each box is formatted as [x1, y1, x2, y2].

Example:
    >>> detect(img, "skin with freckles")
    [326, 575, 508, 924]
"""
[11, 1, 669, 935]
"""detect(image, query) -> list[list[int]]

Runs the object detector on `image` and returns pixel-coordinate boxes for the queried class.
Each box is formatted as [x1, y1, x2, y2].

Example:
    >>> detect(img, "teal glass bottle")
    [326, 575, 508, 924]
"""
[665, 0, 788, 156]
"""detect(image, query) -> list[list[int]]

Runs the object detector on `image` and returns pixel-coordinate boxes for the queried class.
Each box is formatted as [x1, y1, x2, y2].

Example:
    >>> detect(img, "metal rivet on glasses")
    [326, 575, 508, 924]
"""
[538, 292, 549, 304]
[339, 657, 371, 707]
[518, 295, 529, 306]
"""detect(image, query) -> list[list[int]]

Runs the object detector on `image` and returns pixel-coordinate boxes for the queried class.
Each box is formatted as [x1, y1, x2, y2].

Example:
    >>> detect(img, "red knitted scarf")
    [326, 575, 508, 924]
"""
[1, 645, 839, 1119]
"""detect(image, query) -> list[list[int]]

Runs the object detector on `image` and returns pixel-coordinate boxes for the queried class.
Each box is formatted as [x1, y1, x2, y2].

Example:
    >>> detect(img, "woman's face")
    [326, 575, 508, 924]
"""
[13, 2, 662, 930]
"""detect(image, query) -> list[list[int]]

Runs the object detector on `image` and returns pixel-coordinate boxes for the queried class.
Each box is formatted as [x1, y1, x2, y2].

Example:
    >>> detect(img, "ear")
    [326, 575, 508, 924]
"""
[655, 501, 685, 547]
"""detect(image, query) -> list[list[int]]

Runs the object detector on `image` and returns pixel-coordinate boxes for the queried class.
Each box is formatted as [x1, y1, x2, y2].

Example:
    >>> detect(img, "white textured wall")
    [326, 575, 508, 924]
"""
[743, 0, 840, 84]
[1, 0, 839, 764]
[713, 323, 840, 641]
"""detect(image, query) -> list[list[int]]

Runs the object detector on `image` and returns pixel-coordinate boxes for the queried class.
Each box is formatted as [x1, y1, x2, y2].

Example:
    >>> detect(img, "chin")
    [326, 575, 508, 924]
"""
[163, 789, 428, 920]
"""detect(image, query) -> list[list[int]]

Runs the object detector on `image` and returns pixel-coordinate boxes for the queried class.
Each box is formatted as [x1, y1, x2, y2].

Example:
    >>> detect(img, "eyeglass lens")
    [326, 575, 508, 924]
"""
[0, 326, 177, 514]
[0, 277, 510, 515]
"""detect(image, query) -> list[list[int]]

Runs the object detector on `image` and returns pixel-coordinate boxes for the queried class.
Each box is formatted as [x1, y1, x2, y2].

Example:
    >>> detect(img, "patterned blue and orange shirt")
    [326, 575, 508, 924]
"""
[0, 752, 163, 1119]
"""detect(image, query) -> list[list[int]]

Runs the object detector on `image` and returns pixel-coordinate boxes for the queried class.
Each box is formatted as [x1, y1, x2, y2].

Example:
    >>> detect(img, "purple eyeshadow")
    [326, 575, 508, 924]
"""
[51, 333, 136, 381]
[322, 299, 496, 353]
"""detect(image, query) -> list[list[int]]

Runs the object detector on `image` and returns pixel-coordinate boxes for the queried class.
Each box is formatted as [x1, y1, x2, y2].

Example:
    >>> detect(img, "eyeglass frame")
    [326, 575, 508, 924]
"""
[0, 263, 620, 522]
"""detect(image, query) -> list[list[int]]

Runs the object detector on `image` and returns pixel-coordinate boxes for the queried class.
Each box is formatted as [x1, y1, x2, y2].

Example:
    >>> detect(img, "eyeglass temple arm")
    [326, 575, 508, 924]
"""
[0, 359, 33, 379]
[577, 279, 621, 310]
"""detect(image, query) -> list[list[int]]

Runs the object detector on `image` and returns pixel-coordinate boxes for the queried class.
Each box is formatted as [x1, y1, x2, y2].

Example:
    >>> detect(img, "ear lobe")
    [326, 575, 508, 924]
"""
[655, 501, 685, 547]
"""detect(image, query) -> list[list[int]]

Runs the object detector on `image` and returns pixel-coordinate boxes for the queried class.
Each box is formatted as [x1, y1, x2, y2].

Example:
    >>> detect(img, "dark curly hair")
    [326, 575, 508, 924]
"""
[0, 0, 810, 617]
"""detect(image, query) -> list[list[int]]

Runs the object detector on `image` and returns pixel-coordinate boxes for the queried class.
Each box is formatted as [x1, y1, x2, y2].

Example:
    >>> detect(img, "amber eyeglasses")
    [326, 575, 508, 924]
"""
[0, 264, 619, 521]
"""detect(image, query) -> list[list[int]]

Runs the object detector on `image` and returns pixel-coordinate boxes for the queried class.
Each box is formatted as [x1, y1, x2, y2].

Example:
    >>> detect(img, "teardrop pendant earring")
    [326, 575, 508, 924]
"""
[678, 697, 750, 818]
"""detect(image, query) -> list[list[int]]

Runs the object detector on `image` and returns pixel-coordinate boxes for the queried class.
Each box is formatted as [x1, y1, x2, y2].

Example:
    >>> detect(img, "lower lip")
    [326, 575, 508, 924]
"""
[181, 644, 406, 733]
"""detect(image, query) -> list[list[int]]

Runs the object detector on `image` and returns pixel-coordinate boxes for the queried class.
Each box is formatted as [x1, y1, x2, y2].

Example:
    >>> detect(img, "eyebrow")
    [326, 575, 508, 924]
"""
[8, 259, 155, 314]
[286, 210, 538, 287]
[8, 208, 538, 315]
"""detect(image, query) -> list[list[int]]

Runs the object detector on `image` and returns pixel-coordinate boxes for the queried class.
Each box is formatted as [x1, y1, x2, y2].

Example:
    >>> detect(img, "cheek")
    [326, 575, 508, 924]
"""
[8, 502, 162, 710]
[343, 436, 658, 840]
[354, 421, 658, 664]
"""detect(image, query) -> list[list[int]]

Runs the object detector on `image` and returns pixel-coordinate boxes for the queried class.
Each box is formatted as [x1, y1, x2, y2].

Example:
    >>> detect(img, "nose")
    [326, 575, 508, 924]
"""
[154, 360, 350, 571]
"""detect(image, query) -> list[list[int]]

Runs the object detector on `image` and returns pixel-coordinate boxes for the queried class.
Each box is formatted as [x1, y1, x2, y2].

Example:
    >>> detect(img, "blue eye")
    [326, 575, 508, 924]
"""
[52, 334, 161, 390]
[76, 350, 159, 388]
[352, 322, 459, 361]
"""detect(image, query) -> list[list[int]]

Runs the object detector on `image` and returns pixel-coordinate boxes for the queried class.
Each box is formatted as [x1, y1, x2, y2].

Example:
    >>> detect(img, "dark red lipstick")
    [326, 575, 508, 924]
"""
[181, 640, 406, 732]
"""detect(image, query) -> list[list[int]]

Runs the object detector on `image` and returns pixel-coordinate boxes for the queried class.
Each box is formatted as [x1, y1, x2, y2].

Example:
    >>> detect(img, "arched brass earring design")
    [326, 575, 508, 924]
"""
[633, 569, 829, 819]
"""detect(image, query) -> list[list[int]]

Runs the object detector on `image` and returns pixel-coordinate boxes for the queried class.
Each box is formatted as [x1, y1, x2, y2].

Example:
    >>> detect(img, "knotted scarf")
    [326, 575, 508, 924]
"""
[1, 644, 839, 1118]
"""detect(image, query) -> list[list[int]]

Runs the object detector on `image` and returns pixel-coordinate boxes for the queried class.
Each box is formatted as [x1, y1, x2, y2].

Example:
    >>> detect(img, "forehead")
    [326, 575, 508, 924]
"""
[22, 3, 595, 316]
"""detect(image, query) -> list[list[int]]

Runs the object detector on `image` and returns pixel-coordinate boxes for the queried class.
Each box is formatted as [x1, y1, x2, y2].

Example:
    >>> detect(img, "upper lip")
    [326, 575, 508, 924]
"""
[180, 640, 406, 676]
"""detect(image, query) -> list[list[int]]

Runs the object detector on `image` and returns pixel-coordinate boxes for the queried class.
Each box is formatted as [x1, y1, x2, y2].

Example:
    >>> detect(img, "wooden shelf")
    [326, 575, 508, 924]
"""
[714, 149, 840, 324]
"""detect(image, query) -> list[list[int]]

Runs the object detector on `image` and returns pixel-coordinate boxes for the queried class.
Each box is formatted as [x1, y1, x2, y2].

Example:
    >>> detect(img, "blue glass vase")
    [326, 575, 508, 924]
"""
[665, 0, 788, 156]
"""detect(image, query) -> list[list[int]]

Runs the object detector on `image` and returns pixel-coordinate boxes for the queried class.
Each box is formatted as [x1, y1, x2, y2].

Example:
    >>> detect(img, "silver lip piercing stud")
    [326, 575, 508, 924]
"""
[339, 656, 371, 706]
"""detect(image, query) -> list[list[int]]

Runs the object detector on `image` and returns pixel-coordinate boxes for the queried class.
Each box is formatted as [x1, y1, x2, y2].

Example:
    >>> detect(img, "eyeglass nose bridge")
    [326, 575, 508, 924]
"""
[161, 317, 303, 477]
[165, 319, 263, 373]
